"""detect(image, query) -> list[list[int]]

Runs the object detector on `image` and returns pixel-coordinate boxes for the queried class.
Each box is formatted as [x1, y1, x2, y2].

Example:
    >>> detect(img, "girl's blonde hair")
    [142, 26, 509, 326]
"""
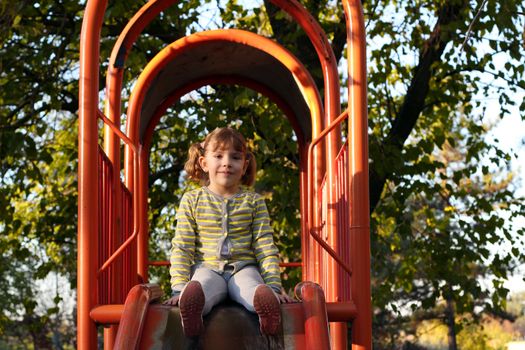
[184, 127, 257, 186]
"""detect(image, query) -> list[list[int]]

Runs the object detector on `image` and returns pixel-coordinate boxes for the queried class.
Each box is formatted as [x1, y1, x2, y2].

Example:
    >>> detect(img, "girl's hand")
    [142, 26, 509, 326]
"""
[163, 295, 180, 306]
[276, 292, 295, 304]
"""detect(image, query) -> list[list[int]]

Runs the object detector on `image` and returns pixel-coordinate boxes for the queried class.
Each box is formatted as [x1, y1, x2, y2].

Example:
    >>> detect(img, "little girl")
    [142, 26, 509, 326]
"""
[164, 127, 293, 337]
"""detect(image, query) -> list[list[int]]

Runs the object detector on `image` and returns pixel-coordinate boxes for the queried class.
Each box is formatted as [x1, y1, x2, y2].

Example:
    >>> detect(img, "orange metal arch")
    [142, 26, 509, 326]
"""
[105, 0, 340, 211]
[267, 0, 340, 123]
[124, 29, 324, 185]
[104, 0, 340, 135]
[141, 76, 312, 152]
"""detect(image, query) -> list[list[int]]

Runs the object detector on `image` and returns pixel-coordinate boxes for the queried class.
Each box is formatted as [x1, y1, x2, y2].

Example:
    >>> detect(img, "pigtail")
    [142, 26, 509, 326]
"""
[242, 150, 257, 187]
[184, 142, 208, 185]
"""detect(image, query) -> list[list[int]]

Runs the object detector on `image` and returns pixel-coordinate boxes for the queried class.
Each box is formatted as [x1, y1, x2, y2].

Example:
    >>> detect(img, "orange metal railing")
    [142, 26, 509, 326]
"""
[306, 108, 355, 350]
[119, 181, 135, 301]
[307, 109, 352, 278]
[97, 147, 136, 304]
[334, 144, 351, 301]
[98, 149, 113, 305]
[316, 142, 352, 298]
[96, 110, 141, 305]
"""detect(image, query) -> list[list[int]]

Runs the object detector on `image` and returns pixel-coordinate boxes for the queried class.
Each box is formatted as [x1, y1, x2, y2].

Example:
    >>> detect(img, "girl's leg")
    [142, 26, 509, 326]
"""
[190, 266, 228, 315]
[227, 265, 281, 335]
[178, 267, 228, 337]
[227, 265, 264, 312]
[178, 280, 205, 337]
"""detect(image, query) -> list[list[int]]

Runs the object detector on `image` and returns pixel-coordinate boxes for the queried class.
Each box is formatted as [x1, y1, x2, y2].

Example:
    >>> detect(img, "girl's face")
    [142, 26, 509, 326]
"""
[198, 141, 248, 197]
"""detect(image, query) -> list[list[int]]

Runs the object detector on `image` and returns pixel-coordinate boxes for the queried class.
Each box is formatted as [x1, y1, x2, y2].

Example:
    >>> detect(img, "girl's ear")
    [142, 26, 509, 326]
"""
[198, 156, 208, 172]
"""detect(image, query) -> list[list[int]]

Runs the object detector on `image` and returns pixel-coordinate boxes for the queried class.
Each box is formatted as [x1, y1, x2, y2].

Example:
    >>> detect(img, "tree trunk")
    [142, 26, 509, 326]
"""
[445, 295, 458, 350]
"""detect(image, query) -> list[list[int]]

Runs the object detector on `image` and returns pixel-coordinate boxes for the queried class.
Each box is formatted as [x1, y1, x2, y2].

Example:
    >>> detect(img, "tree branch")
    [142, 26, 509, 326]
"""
[369, 1, 469, 212]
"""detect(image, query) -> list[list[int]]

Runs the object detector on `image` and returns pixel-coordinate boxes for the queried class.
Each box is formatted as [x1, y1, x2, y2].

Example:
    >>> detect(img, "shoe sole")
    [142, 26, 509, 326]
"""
[253, 285, 281, 335]
[179, 281, 205, 337]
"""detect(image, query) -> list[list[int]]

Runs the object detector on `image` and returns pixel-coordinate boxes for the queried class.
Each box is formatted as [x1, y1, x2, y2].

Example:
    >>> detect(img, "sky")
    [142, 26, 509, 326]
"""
[488, 94, 525, 293]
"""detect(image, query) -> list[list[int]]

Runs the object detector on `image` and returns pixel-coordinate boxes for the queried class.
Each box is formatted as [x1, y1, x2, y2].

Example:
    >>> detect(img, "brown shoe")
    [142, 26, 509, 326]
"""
[179, 281, 205, 337]
[253, 285, 281, 335]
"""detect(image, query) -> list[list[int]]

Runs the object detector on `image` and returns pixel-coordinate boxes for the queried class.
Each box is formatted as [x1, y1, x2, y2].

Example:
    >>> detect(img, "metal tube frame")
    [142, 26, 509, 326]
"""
[78, 0, 108, 348]
[78, 0, 370, 348]
[342, 0, 371, 348]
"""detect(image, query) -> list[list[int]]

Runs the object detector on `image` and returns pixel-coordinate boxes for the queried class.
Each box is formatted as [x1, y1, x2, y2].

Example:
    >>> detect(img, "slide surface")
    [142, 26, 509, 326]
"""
[138, 302, 305, 349]
[113, 282, 330, 350]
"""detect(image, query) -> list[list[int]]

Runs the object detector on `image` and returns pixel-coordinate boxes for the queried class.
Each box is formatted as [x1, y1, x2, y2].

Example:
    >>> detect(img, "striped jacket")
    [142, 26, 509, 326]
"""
[170, 187, 282, 294]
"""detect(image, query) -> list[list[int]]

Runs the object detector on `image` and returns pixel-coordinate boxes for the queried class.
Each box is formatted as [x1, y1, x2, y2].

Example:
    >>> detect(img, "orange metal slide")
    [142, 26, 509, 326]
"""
[91, 282, 335, 350]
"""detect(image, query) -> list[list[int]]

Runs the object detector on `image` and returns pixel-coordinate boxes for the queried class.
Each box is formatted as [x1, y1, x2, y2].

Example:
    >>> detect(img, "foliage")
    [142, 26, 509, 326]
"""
[372, 113, 525, 347]
[364, 0, 525, 347]
[1, 0, 525, 348]
[415, 316, 516, 350]
[413, 296, 525, 350]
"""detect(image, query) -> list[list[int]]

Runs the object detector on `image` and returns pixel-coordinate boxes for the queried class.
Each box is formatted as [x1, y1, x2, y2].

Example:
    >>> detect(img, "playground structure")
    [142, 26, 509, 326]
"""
[78, 0, 369, 349]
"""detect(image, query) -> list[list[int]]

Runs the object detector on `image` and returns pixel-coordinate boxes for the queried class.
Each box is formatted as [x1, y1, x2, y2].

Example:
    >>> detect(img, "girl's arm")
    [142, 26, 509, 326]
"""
[252, 195, 282, 294]
[169, 193, 196, 295]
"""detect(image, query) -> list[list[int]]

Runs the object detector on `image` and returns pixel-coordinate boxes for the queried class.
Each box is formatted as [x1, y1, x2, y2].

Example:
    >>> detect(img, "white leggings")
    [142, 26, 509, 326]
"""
[182, 265, 264, 315]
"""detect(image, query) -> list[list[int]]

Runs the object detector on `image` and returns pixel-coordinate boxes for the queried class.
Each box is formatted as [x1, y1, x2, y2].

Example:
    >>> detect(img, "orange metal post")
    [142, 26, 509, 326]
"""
[138, 146, 149, 281]
[298, 282, 331, 350]
[105, 0, 179, 283]
[78, 0, 107, 349]
[299, 146, 309, 283]
[268, 1, 340, 291]
[103, 53, 122, 350]
[269, 2, 347, 347]
[342, 0, 371, 349]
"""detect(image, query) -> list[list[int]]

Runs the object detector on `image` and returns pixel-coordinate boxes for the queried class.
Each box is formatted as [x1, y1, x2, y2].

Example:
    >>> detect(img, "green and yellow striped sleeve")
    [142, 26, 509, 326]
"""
[170, 192, 196, 292]
[252, 194, 282, 293]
